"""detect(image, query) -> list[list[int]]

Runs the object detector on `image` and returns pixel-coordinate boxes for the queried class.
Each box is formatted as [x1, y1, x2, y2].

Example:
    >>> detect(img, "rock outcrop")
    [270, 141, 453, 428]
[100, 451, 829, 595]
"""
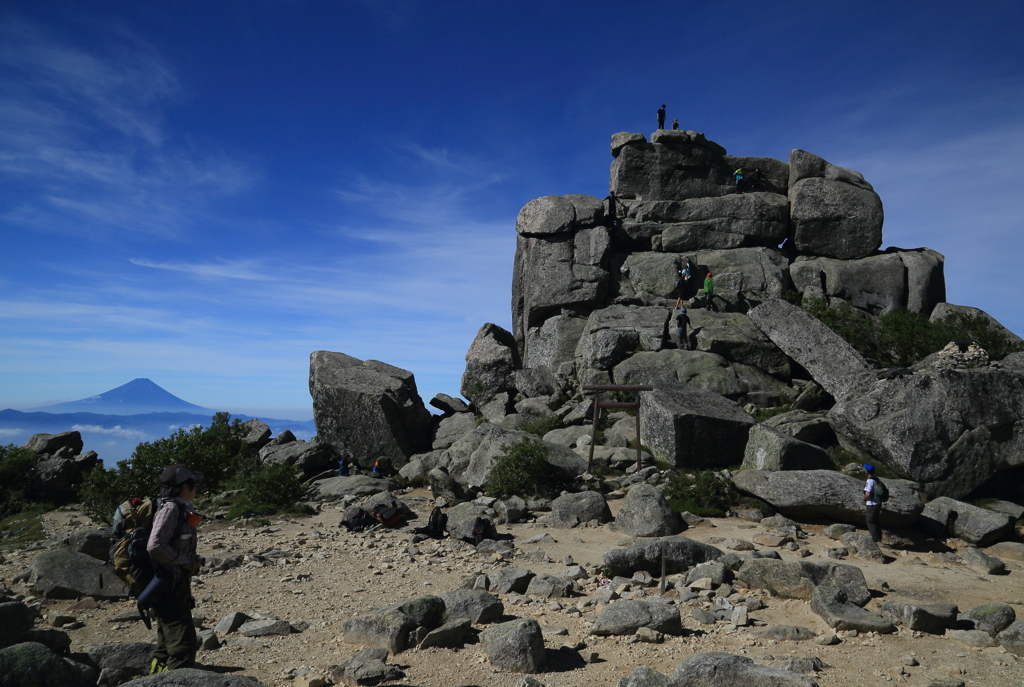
[309, 351, 433, 467]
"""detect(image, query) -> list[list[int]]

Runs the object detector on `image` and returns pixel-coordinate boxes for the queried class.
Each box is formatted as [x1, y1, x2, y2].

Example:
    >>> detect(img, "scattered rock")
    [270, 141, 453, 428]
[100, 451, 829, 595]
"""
[736, 558, 871, 606]
[590, 600, 682, 636]
[417, 619, 472, 649]
[549, 491, 612, 528]
[878, 601, 958, 634]
[957, 603, 1016, 636]
[615, 483, 683, 537]
[810, 587, 895, 634]
[756, 626, 817, 642]
[0, 642, 96, 687]
[481, 618, 546, 673]
[438, 589, 503, 623]
[671, 651, 818, 686]
[604, 536, 723, 577]
[26, 550, 127, 600]
[920, 497, 1015, 546]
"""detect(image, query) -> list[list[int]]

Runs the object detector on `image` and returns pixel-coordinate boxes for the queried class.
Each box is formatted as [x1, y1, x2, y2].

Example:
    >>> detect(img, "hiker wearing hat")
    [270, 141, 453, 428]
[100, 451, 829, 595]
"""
[703, 272, 715, 311]
[146, 465, 204, 673]
[675, 307, 691, 350]
[863, 464, 883, 543]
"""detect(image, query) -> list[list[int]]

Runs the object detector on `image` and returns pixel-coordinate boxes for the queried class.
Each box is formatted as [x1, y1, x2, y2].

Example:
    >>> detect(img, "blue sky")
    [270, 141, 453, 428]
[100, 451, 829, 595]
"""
[2, 1, 1023, 421]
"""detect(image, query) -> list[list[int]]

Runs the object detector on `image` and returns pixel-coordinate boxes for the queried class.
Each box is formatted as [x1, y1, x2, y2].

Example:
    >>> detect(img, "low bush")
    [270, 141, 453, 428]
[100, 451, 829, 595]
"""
[487, 438, 554, 499]
[662, 469, 740, 518]
[0, 444, 44, 519]
[520, 416, 562, 438]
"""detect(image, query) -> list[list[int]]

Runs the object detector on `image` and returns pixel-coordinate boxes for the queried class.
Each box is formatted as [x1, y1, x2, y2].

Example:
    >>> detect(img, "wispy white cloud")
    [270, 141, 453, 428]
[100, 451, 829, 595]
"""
[0, 429, 23, 438]
[71, 424, 148, 440]
[0, 16, 255, 239]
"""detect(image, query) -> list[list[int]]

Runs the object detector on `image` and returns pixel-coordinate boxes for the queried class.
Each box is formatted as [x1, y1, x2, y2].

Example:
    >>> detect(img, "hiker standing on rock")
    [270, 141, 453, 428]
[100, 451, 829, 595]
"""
[703, 272, 715, 311]
[604, 191, 627, 229]
[863, 464, 883, 543]
[675, 307, 691, 350]
[147, 465, 204, 673]
[657, 104, 666, 129]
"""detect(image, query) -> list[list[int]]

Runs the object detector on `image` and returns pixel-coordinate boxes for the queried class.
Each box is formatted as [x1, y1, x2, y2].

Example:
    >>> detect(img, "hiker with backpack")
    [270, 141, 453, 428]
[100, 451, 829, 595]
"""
[863, 463, 889, 543]
[145, 465, 205, 674]
[675, 307, 691, 350]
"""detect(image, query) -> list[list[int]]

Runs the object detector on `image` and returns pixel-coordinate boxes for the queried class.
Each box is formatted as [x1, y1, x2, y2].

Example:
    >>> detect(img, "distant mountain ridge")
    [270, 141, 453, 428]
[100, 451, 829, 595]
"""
[31, 378, 213, 415]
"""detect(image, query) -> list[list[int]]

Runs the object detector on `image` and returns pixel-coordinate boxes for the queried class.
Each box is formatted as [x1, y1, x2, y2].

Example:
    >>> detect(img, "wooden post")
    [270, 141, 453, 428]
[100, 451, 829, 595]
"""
[587, 393, 599, 474]
[659, 540, 667, 595]
[635, 400, 642, 471]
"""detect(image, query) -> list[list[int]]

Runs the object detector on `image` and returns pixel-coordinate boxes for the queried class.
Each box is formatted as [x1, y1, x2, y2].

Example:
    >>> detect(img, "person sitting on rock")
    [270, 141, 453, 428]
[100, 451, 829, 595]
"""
[672, 118, 680, 130]
[703, 272, 715, 311]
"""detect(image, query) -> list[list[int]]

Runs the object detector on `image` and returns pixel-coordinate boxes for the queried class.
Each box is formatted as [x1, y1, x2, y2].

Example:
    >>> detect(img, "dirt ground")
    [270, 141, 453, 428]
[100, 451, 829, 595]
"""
[3, 490, 1024, 687]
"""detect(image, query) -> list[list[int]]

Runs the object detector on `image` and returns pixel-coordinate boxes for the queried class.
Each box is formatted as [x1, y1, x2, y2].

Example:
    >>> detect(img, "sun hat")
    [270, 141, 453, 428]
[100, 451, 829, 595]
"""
[160, 464, 204, 486]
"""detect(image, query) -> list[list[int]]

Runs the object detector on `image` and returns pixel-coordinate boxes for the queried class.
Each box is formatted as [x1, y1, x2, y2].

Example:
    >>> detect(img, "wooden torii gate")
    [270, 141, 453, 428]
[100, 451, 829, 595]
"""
[580, 384, 654, 474]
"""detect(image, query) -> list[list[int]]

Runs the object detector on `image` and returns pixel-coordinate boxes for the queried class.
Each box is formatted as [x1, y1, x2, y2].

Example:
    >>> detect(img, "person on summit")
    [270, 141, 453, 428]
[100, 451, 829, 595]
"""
[863, 464, 886, 543]
[674, 262, 691, 308]
[672, 118, 680, 130]
[733, 167, 745, 193]
[146, 465, 204, 674]
[703, 272, 715, 311]
[657, 104, 666, 129]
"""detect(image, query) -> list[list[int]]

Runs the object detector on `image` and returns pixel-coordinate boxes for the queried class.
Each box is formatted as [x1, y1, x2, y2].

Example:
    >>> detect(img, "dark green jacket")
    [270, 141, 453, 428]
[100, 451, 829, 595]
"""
[704, 277, 714, 294]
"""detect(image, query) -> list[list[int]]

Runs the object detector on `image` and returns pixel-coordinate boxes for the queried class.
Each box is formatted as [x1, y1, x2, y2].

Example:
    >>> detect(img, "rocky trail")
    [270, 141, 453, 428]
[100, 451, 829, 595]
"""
[3, 488, 1023, 687]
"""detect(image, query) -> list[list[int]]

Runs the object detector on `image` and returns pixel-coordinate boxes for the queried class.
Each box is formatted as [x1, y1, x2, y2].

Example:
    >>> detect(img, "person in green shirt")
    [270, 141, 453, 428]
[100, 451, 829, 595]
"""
[703, 272, 714, 311]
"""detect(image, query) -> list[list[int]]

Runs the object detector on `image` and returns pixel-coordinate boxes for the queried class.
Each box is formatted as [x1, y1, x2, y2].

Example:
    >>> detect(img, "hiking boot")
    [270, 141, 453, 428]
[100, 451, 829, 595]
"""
[149, 658, 168, 675]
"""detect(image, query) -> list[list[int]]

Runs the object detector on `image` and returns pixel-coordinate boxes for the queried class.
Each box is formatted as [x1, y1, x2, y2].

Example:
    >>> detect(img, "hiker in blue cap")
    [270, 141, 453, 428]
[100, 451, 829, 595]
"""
[863, 464, 884, 543]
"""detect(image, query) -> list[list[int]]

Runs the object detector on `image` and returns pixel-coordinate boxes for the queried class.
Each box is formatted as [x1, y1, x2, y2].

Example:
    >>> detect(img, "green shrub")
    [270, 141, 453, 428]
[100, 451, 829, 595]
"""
[81, 412, 255, 523]
[486, 438, 554, 499]
[520, 416, 562, 438]
[0, 444, 43, 519]
[662, 469, 739, 517]
[227, 462, 306, 516]
[752, 405, 792, 422]
[801, 298, 1024, 368]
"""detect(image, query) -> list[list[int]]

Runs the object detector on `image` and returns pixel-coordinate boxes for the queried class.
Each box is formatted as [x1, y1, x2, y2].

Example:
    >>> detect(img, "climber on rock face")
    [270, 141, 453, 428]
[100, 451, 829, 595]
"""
[657, 104, 666, 130]
[603, 191, 626, 229]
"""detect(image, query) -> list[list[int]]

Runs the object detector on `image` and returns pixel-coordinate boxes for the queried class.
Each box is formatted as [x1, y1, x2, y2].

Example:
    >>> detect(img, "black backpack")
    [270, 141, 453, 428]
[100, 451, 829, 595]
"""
[471, 516, 493, 545]
[341, 508, 376, 533]
[872, 478, 891, 503]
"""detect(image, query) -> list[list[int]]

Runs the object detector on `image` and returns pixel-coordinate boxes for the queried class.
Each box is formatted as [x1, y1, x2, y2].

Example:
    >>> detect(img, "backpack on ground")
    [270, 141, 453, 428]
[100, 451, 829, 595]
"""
[341, 508, 376, 533]
[872, 478, 890, 503]
[110, 497, 183, 595]
[471, 516, 493, 545]
[426, 506, 447, 539]
[372, 503, 403, 527]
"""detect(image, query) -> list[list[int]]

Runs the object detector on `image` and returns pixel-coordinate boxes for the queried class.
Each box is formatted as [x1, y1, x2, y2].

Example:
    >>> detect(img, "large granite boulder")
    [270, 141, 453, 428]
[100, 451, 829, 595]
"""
[790, 248, 945, 317]
[639, 386, 754, 468]
[120, 670, 266, 686]
[68, 528, 111, 562]
[828, 366, 1024, 498]
[879, 601, 958, 634]
[432, 412, 477, 450]
[639, 193, 790, 251]
[919, 497, 1015, 546]
[512, 226, 611, 352]
[480, 618, 545, 673]
[450, 424, 586, 490]
[614, 350, 746, 399]
[23, 431, 83, 455]
[549, 491, 612, 528]
[930, 303, 1024, 349]
[810, 587, 895, 634]
[998, 619, 1024, 656]
[763, 411, 836, 446]
[788, 150, 883, 260]
[309, 351, 433, 467]
[736, 558, 871, 606]
[575, 305, 668, 371]
[306, 475, 398, 500]
[516, 195, 577, 236]
[747, 299, 871, 401]
[0, 603, 35, 650]
[27, 550, 127, 599]
[239, 419, 272, 451]
[258, 437, 339, 477]
[610, 131, 733, 201]
[437, 590, 504, 624]
[671, 652, 819, 687]
[603, 536, 723, 576]
[523, 314, 588, 371]
[342, 595, 445, 654]
[615, 483, 683, 537]
[590, 599, 683, 636]
[688, 311, 790, 378]
[0, 642, 97, 687]
[741, 424, 835, 471]
[86, 641, 157, 686]
[621, 248, 788, 310]
[460, 323, 521, 406]
[445, 502, 496, 541]
[732, 469, 923, 527]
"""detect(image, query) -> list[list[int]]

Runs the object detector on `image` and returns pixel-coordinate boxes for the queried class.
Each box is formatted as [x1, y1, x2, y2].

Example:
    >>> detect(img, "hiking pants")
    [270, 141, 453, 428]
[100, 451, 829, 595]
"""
[151, 575, 197, 670]
[865, 504, 882, 543]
